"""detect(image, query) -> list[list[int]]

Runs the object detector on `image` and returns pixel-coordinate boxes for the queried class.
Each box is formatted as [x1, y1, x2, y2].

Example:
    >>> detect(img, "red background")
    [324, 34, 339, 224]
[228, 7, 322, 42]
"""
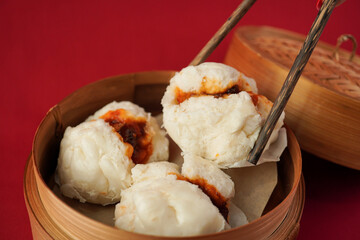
[1, 0, 360, 239]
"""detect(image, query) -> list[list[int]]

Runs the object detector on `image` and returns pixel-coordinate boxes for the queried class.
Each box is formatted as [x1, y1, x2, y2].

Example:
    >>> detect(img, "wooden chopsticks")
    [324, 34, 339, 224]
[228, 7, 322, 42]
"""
[189, 0, 257, 66]
[189, 0, 339, 165]
[247, 0, 338, 165]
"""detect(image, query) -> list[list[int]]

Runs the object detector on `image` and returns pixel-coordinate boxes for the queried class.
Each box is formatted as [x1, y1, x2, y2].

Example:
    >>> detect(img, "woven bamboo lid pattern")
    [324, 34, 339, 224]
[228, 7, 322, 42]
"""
[242, 29, 360, 100]
[224, 26, 360, 169]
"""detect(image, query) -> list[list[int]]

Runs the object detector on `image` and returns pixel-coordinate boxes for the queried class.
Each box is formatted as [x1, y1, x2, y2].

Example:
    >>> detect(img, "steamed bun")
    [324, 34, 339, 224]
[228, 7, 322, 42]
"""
[161, 62, 284, 168]
[87, 101, 169, 164]
[57, 101, 169, 205]
[114, 162, 228, 236]
[57, 119, 134, 205]
[131, 161, 180, 184]
[182, 153, 234, 200]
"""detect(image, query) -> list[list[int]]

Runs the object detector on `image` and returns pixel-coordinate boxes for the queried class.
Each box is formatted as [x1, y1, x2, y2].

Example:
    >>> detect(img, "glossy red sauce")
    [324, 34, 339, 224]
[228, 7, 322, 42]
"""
[247, 91, 259, 106]
[175, 84, 242, 104]
[100, 109, 153, 164]
[168, 172, 229, 221]
[175, 88, 196, 104]
[189, 177, 229, 221]
[175, 85, 261, 112]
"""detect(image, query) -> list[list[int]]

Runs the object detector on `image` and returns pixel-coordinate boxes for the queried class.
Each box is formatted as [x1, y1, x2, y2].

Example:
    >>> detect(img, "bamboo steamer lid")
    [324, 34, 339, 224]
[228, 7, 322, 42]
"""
[224, 26, 360, 170]
[24, 71, 304, 239]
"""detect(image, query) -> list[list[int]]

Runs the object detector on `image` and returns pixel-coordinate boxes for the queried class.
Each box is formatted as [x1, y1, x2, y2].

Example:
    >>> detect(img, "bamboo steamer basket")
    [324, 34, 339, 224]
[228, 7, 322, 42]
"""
[24, 71, 304, 239]
[224, 26, 360, 170]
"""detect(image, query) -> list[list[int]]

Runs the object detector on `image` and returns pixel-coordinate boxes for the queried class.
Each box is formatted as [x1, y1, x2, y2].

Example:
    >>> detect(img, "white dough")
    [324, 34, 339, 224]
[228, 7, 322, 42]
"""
[57, 119, 134, 205]
[182, 153, 234, 200]
[57, 101, 170, 205]
[161, 62, 284, 168]
[131, 161, 180, 184]
[114, 177, 227, 236]
[87, 101, 148, 121]
[167, 62, 241, 94]
[87, 101, 169, 163]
